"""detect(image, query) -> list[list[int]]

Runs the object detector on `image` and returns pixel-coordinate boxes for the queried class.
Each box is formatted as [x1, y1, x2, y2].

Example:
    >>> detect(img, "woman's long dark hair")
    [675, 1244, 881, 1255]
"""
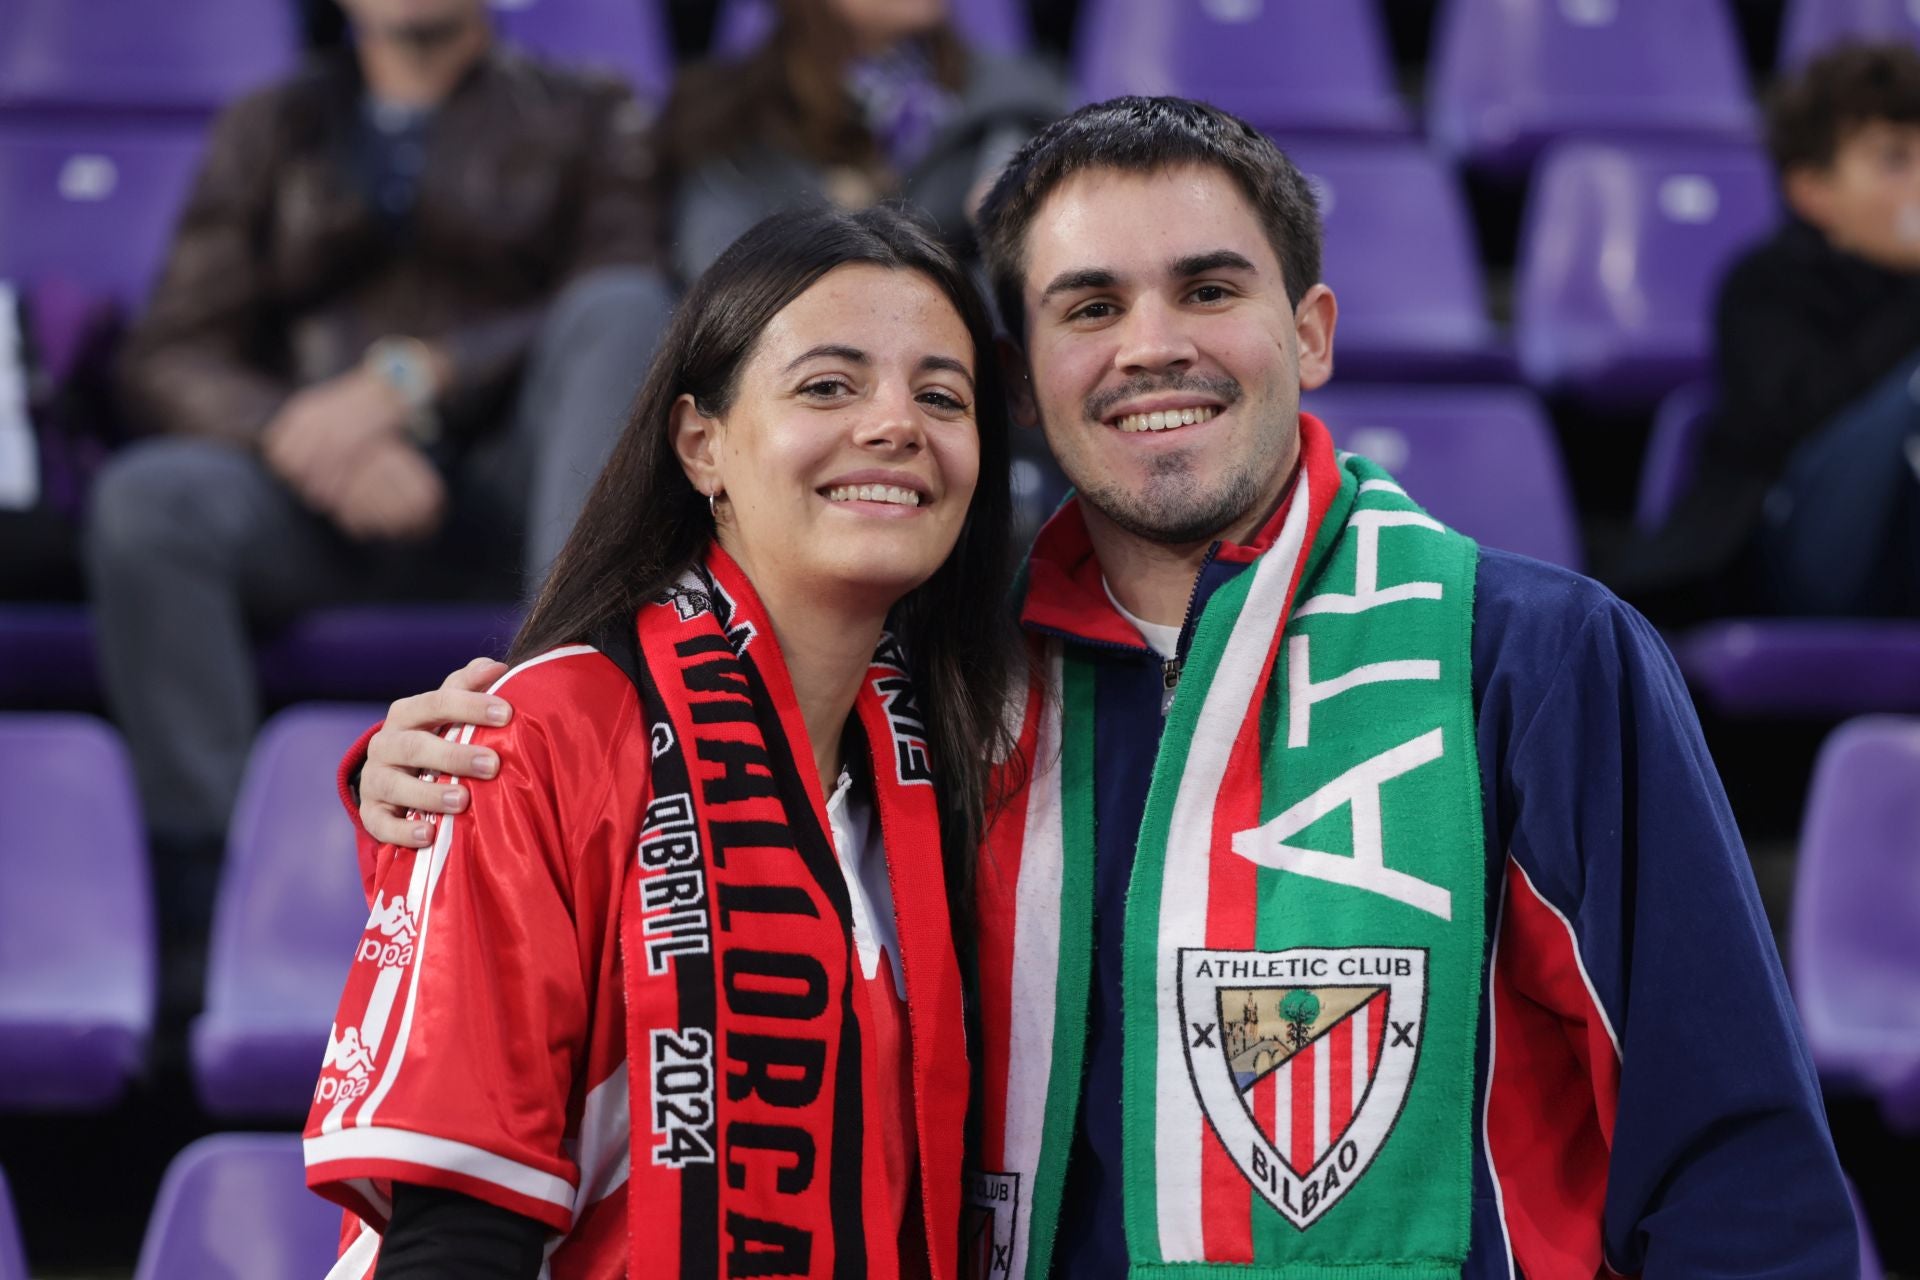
[514, 203, 1022, 878]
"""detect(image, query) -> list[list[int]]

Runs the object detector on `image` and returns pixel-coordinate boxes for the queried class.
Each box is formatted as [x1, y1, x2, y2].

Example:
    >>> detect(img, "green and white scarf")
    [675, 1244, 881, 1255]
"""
[969, 427, 1485, 1278]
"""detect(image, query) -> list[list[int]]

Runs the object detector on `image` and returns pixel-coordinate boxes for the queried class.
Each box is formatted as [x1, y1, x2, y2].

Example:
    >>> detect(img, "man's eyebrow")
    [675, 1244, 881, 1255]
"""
[919, 355, 975, 388]
[1039, 268, 1119, 303]
[784, 343, 869, 371]
[1171, 250, 1259, 278]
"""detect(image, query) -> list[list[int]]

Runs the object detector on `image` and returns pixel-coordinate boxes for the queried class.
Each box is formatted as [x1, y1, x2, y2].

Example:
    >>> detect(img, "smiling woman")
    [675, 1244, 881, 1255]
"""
[302, 204, 1022, 1280]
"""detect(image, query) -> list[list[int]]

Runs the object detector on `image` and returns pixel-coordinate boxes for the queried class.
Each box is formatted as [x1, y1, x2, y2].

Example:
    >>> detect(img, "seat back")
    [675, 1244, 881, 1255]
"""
[192, 705, 383, 1115]
[1073, 0, 1405, 136]
[0, 1167, 26, 1280]
[1302, 384, 1584, 570]
[1781, 0, 1920, 70]
[714, 0, 1033, 56]
[1790, 717, 1920, 1080]
[0, 0, 296, 116]
[0, 714, 153, 1109]
[0, 121, 205, 311]
[132, 1134, 342, 1280]
[1516, 139, 1776, 407]
[1636, 380, 1715, 531]
[1285, 139, 1501, 380]
[1430, 0, 1753, 173]
[486, 0, 674, 100]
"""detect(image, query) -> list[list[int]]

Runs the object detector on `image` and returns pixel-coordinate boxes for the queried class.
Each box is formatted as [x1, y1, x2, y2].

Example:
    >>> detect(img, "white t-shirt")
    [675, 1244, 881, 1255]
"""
[1103, 576, 1181, 659]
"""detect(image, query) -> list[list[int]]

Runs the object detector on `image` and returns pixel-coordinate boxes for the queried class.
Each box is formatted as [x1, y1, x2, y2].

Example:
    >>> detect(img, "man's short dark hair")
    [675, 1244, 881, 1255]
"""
[1766, 41, 1920, 175]
[975, 96, 1322, 344]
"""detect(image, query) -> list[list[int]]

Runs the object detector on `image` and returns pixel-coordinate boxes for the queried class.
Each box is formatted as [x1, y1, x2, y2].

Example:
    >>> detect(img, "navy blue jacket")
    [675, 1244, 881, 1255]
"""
[1022, 507, 1856, 1277]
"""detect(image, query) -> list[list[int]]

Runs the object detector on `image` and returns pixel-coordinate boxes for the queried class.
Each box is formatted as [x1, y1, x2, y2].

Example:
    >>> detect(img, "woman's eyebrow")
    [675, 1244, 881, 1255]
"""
[784, 343, 869, 371]
[919, 355, 975, 389]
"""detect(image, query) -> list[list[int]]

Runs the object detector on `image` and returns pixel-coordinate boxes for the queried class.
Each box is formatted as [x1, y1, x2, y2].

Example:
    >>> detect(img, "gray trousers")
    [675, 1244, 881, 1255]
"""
[85, 266, 670, 847]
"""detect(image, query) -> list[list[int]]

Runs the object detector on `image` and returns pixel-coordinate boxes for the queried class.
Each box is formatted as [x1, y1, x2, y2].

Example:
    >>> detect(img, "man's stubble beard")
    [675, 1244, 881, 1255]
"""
[1075, 448, 1271, 547]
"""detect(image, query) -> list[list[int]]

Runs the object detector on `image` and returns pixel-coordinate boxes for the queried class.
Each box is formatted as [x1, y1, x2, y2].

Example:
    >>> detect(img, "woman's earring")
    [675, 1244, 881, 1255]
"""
[709, 488, 722, 520]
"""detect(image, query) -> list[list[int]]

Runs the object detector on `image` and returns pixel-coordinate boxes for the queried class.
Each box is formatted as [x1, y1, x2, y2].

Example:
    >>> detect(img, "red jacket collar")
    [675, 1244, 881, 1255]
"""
[1019, 413, 1336, 648]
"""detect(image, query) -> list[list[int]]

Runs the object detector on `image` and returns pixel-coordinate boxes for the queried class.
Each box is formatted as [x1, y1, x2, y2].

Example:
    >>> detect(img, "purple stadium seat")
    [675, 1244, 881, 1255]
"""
[0, 603, 517, 711]
[1790, 717, 1920, 1130]
[1302, 384, 1584, 570]
[1284, 140, 1509, 381]
[1635, 379, 1715, 531]
[1636, 384, 1920, 716]
[254, 604, 520, 703]
[486, 0, 673, 101]
[192, 705, 384, 1116]
[0, 0, 297, 117]
[0, 121, 205, 311]
[132, 1134, 342, 1280]
[1073, 0, 1406, 136]
[714, 0, 1033, 56]
[0, 604, 98, 708]
[1516, 139, 1777, 408]
[1781, 0, 1920, 70]
[0, 714, 154, 1108]
[1675, 620, 1920, 716]
[0, 1167, 25, 1280]
[1429, 0, 1756, 176]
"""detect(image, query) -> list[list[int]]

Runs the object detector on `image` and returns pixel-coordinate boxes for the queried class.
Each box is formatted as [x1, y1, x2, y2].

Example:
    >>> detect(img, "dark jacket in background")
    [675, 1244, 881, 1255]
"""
[1610, 219, 1920, 615]
[118, 45, 659, 448]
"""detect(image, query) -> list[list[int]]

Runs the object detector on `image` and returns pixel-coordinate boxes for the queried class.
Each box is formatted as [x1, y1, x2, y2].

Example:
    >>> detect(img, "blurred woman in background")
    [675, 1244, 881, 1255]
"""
[659, 0, 1064, 284]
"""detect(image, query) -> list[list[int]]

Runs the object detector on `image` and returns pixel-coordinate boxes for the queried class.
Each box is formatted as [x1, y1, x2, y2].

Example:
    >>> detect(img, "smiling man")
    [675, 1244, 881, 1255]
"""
[348, 98, 1856, 1277]
[960, 97, 1854, 1278]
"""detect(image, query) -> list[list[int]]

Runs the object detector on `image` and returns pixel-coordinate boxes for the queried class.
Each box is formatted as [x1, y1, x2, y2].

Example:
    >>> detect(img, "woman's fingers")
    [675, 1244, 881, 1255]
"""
[366, 726, 500, 782]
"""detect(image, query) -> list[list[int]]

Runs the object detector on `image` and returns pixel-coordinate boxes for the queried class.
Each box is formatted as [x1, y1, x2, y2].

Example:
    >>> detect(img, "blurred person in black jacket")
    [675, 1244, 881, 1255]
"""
[1615, 42, 1920, 620]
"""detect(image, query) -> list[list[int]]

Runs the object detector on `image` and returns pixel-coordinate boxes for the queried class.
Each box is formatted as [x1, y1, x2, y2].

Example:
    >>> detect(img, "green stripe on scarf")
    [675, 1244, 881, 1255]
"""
[1118, 452, 1484, 1277]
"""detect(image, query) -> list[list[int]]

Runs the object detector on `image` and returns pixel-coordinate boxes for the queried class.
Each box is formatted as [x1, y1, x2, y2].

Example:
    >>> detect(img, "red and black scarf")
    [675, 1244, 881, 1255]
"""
[608, 547, 969, 1280]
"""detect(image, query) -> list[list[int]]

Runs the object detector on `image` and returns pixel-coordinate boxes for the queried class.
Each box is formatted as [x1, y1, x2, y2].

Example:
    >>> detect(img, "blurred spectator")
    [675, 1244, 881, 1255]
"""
[84, 0, 668, 989]
[657, 0, 1064, 285]
[1617, 42, 1920, 619]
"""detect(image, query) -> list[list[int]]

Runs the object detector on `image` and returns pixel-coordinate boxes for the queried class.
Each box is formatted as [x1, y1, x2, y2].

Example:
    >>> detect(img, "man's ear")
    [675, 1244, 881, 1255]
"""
[997, 336, 1041, 430]
[1783, 165, 1834, 233]
[1293, 283, 1338, 393]
[670, 393, 723, 495]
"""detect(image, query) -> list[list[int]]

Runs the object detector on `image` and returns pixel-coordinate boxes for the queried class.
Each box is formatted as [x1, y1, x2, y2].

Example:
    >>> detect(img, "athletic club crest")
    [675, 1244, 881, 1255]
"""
[1178, 946, 1427, 1229]
[962, 1170, 1020, 1277]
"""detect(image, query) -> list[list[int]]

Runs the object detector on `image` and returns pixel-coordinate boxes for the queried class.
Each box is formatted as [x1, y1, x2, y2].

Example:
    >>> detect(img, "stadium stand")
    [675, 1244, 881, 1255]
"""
[1515, 137, 1778, 409]
[0, 1167, 24, 1280]
[192, 705, 386, 1117]
[1780, 0, 1920, 70]
[0, 715, 153, 1109]
[1428, 0, 1756, 177]
[131, 1134, 341, 1280]
[0, 0, 297, 119]
[483, 0, 675, 100]
[1071, 0, 1405, 136]
[1791, 716, 1920, 1131]
[1639, 385, 1920, 716]
[715, 0, 1035, 56]
[1303, 383, 1583, 571]
[1284, 139, 1510, 382]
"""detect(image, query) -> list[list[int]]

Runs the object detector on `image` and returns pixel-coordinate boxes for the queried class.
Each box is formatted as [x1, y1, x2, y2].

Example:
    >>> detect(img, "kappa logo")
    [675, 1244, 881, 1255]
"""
[315, 1021, 378, 1104]
[962, 1170, 1021, 1277]
[356, 892, 419, 968]
[1178, 946, 1427, 1229]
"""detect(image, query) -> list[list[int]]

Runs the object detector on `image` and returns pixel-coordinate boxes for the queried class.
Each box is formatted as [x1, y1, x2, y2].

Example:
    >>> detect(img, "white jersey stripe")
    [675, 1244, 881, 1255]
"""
[1271, 1052, 1292, 1158]
[1005, 647, 1067, 1280]
[323, 1220, 380, 1280]
[571, 1061, 632, 1210]
[306, 1126, 576, 1211]
[356, 646, 600, 1131]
